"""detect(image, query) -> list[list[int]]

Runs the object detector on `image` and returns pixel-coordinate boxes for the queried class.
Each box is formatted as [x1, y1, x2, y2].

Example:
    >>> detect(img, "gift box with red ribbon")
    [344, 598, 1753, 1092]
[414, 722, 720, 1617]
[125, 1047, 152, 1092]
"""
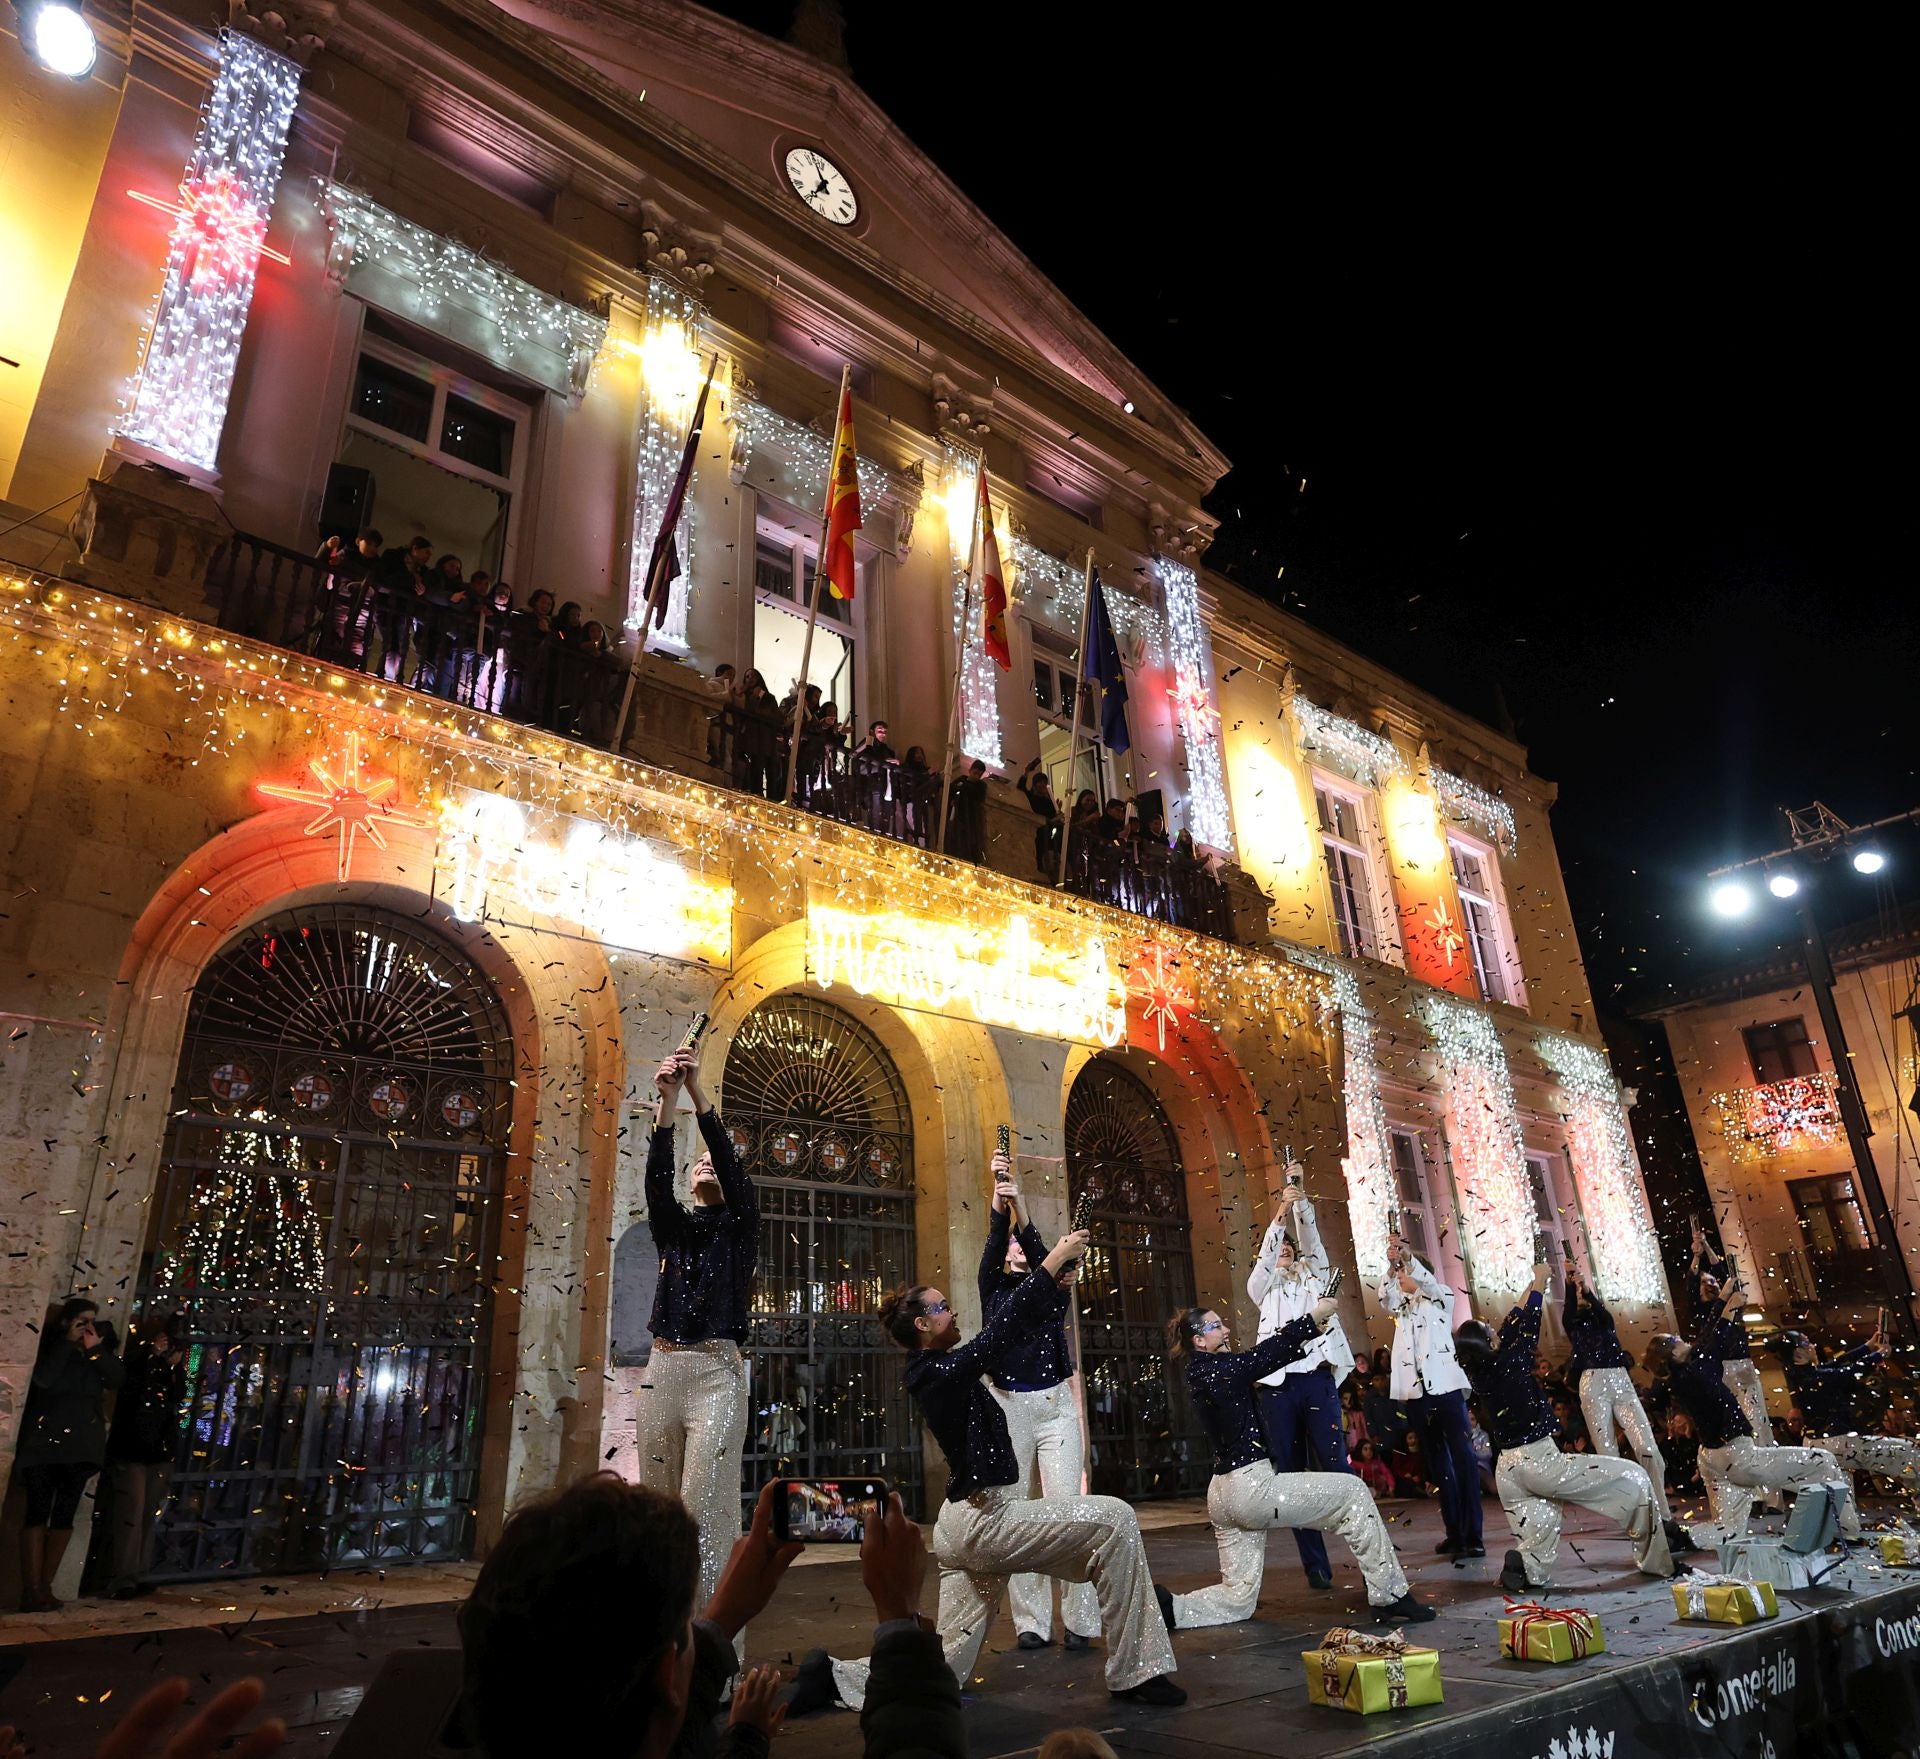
[1498, 1599, 1606, 1664]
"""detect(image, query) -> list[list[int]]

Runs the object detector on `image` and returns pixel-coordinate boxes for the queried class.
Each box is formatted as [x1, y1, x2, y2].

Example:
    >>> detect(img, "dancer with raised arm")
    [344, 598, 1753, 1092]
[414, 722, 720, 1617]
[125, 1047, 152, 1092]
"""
[1249, 1163, 1356, 1590]
[1564, 1263, 1671, 1517]
[980, 1156, 1100, 1652]
[1380, 1234, 1485, 1559]
[1455, 1264, 1683, 1595]
[1689, 1223, 1775, 1445]
[1775, 1324, 1918, 1492]
[1164, 1299, 1433, 1629]
[639, 1045, 759, 1614]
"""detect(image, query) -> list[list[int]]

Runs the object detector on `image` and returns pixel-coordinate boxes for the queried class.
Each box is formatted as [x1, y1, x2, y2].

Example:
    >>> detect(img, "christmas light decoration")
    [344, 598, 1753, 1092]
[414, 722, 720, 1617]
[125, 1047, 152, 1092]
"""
[1425, 895, 1468, 969]
[1707, 1072, 1842, 1164]
[1432, 766, 1518, 856]
[1011, 538, 1166, 668]
[255, 729, 421, 881]
[1537, 1032, 1669, 1306]
[1158, 557, 1234, 853]
[1296, 947, 1395, 1284]
[940, 445, 1004, 766]
[624, 275, 708, 645]
[1419, 992, 1534, 1301]
[126, 186, 292, 264]
[317, 182, 608, 400]
[733, 397, 893, 520]
[1128, 940, 1194, 1053]
[119, 30, 302, 473]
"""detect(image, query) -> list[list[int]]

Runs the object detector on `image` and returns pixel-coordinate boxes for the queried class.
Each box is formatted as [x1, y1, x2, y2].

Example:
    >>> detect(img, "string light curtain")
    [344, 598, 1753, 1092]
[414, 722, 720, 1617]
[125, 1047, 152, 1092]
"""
[1297, 948, 1394, 1283]
[1538, 1032, 1670, 1306]
[1419, 992, 1534, 1303]
[1012, 538, 1166, 667]
[941, 445, 1003, 767]
[1157, 558, 1233, 852]
[626, 275, 707, 645]
[119, 30, 302, 473]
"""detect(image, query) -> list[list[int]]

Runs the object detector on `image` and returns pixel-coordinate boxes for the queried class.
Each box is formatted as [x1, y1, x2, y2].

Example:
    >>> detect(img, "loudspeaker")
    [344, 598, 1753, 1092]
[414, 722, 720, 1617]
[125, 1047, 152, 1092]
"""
[1133, 786, 1166, 826]
[317, 463, 375, 544]
[329, 1649, 473, 1756]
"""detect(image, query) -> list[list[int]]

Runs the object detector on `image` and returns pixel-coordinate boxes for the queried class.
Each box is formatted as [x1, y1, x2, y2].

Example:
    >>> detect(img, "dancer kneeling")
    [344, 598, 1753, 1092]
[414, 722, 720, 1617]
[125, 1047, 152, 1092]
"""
[1163, 1299, 1432, 1628]
[1455, 1264, 1683, 1595]
[797, 1222, 1185, 1714]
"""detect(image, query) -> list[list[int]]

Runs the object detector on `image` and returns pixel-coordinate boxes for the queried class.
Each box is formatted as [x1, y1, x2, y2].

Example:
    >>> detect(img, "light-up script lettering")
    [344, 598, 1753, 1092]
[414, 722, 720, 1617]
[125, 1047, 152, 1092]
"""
[807, 905, 1125, 1045]
[438, 792, 732, 965]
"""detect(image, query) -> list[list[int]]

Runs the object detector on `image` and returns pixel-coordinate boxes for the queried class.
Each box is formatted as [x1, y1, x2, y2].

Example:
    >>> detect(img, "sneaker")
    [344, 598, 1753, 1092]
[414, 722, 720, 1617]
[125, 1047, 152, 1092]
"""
[782, 1648, 839, 1718]
[1434, 1537, 1461, 1556]
[1376, 1592, 1437, 1625]
[1499, 1550, 1534, 1596]
[1306, 1570, 1333, 1590]
[1112, 1674, 1187, 1707]
[1154, 1583, 1176, 1633]
[1016, 1631, 1050, 1651]
[1063, 1630, 1093, 1651]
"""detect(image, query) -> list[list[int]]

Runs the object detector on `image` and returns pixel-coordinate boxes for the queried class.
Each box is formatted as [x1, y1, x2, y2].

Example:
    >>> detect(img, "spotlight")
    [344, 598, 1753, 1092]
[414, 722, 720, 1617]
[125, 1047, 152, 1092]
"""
[17, 0, 97, 77]
[1852, 847, 1888, 875]
[1122, 399, 1135, 415]
[1709, 879, 1753, 918]
[1767, 871, 1800, 898]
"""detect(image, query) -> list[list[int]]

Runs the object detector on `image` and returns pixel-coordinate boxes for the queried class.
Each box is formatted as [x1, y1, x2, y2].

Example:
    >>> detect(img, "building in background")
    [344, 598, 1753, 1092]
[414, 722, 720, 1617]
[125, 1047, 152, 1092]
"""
[0, 0, 1670, 1594]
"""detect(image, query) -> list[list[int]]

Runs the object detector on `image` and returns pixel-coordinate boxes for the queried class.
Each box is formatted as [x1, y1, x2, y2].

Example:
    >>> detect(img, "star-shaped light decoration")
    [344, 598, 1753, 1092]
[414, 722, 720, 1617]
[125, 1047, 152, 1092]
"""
[1128, 941, 1194, 1054]
[1167, 662, 1221, 736]
[256, 730, 420, 881]
[1425, 896, 1468, 968]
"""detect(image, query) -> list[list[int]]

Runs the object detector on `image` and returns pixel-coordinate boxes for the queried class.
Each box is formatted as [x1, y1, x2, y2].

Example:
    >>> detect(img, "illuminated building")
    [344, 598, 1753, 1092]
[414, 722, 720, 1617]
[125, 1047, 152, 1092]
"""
[0, 0, 1668, 1585]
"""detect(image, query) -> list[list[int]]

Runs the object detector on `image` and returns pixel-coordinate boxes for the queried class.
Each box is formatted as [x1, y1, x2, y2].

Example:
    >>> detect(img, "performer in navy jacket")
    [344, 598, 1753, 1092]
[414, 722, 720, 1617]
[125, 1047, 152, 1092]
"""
[1563, 1264, 1670, 1516]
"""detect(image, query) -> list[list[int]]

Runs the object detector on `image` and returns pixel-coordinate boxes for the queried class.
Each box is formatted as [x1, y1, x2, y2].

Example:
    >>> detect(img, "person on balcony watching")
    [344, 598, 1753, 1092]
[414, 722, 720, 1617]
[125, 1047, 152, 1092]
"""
[505, 588, 554, 721]
[371, 534, 432, 680]
[946, 759, 989, 862]
[1018, 760, 1062, 875]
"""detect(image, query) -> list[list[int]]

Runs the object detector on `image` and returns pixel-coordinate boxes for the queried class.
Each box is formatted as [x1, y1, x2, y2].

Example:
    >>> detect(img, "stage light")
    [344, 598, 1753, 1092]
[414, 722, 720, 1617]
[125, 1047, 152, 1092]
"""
[1852, 846, 1888, 875]
[1767, 871, 1800, 898]
[20, 0, 97, 77]
[1710, 879, 1753, 918]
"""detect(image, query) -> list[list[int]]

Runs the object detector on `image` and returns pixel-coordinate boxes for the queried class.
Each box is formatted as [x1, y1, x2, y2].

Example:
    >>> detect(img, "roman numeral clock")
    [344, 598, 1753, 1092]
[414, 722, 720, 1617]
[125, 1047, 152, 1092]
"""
[784, 146, 859, 226]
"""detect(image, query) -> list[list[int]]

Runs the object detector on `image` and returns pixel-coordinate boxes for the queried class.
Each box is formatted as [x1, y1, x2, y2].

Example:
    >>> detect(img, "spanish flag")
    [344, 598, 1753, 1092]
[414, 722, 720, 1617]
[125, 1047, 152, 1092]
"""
[823, 380, 863, 600]
[978, 465, 1011, 670]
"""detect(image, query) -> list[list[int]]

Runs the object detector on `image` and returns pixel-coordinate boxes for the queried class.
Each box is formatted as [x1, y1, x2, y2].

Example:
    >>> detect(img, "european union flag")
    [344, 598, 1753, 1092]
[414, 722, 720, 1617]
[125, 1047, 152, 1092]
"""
[1083, 572, 1130, 754]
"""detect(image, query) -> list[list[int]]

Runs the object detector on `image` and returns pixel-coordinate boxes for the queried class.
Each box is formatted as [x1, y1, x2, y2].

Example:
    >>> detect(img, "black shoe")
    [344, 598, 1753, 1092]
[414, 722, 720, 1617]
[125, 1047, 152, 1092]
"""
[1063, 1630, 1093, 1651]
[1306, 1570, 1333, 1590]
[1499, 1551, 1534, 1596]
[1016, 1631, 1050, 1651]
[1112, 1674, 1187, 1707]
[1154, 1583, 1176, 1633]
[782, 1648, 839, 1718]
[1434, 1537, 1461, 1555]
[1461, 1544, 1487, 1558]
[1376, 1592, 1437, 1625]
[1665, 1519, 1703, 1555]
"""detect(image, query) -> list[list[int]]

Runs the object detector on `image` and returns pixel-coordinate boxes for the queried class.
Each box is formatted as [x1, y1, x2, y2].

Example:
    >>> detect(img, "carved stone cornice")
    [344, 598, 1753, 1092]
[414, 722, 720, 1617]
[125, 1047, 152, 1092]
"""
[225, 0, 336, 63]
[931, 372, 994, 444]
[638, 199, 719, 290]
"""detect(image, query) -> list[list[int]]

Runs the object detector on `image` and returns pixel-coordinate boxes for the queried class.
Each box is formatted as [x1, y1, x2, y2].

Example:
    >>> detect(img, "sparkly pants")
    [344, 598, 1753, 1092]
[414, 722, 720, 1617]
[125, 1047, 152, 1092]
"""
[831, 1482, 1176, 1709]
[1496, 1436, 1673, 1588]
[1695, 1435, 1861, 1547]
[1170, 1460, 1409, 1628]
[1721, 1359, 1776, 1445]
[993, 1382, 1101, 1640]
[635, 1340, 748, 1613]
[1809, 1431, 1920, 1490]
[1579, 1367, 1670, 1517]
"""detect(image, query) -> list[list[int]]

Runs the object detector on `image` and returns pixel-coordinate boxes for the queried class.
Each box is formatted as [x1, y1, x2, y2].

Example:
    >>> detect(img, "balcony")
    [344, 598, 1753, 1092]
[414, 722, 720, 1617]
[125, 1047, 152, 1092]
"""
[1708, 1071, 1842, 1163]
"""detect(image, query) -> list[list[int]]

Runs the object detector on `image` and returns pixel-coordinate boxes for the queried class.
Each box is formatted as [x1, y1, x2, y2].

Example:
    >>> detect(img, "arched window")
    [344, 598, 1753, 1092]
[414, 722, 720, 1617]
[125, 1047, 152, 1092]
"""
[1067, 1057, 1207, 1498]
[721, 995, 919, 1512]
[138, 905, 513, 1579]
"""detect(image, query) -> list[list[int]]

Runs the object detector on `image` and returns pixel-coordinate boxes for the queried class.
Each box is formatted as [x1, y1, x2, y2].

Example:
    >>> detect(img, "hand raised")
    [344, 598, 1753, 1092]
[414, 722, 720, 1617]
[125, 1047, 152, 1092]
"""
[860, 1491, 929, 1625]
[703, 1481, 803, 1640]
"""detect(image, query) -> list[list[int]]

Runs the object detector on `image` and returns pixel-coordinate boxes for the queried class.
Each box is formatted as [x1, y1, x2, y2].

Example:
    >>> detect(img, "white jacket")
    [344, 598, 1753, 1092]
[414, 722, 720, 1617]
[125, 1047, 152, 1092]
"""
[1381, 1256, 1471, 1399]
[1249, 1197, 1355, 1386]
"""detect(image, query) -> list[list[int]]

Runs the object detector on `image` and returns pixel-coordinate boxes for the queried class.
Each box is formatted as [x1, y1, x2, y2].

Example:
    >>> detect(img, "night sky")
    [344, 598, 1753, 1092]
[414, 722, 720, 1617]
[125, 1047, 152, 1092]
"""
[719, 5, 1915, 1006]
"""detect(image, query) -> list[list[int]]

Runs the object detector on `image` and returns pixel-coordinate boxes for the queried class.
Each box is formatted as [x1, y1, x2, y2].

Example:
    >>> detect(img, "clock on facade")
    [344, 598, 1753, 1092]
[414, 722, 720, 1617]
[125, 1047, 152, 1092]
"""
[784, 146, 858, 225]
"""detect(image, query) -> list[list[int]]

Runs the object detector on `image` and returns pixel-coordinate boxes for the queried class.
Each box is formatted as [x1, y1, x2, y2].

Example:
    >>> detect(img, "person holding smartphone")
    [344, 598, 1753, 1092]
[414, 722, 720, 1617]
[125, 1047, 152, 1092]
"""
[1563, 1264, 1671, 1517]
[1380, 1233, 1484, 1559]
[980, 1152, 1100, 1653]
[641, 1046, 759, 1618]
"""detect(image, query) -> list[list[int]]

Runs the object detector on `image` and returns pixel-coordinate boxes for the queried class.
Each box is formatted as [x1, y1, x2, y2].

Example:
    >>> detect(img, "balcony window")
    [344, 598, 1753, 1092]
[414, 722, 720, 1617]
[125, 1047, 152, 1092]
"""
[1388, 1129, 1439, 1263]
[1524, 1150, 1579, 1281]
[1315, 780, 1379, 960]
[1789, 1173, 1877, 1297]
[1744, 1018, 1819, 1084]
[1449, 834, 1517, 1005]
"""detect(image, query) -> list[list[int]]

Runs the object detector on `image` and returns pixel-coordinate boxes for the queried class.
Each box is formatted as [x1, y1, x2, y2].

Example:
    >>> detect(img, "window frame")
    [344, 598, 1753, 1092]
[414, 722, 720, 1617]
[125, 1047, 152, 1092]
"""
[1743, 1018, 1820, 1085]
[1313, 774, 1389, 962]
[1447, 830, 1522, 1008]
[1523, 1148, 1583, 1284]
[751, 511, 861, 730]
[1387, 1127, 1443, 1269]
[1031, 634, 1118, 803]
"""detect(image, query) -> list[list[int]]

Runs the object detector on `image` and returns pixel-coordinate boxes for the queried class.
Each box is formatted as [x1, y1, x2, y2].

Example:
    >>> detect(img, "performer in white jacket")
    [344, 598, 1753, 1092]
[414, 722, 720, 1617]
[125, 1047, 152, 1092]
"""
[1380, 1235, 1484, 1558]
[1248, 1166, 1356, 1591]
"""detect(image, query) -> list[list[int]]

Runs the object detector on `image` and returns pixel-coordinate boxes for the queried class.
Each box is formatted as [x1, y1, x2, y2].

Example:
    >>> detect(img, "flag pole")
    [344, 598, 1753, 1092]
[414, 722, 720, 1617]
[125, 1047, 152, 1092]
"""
[784, 363, 852, 805]
[934, 451, 985, 855]
[1055, 547, 1097, 886]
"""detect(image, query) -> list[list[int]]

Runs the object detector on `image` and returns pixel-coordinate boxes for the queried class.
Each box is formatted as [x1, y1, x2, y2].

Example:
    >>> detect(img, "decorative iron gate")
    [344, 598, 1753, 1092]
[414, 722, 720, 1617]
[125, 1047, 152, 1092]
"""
[136, 906, 513, 1579]
[1066, 1057, 1208, 1499]
[720, 995, 921, 1515]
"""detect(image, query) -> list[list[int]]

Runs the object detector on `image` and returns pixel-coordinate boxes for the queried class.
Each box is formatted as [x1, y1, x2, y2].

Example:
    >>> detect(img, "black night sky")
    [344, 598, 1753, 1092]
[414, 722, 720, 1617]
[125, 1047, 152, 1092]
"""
[722, 5, 1916, 1008]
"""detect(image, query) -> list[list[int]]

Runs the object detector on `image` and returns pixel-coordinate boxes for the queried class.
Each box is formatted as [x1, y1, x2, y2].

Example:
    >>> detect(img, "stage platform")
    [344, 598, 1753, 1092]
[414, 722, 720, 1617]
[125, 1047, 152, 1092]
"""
[1, 1500, 1915, 1756]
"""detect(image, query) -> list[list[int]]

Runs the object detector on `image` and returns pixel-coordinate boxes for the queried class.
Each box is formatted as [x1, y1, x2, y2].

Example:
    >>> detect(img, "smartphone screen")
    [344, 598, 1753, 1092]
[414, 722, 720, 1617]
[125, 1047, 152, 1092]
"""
[772, 1478, 887, 1543]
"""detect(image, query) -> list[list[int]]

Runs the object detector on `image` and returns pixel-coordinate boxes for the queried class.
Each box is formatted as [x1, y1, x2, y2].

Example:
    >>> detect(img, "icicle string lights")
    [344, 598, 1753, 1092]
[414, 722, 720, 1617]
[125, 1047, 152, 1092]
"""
[733, 397, 894, 517]
[1158, 557, 1233, 852]
[1011, 537, 1166, 668]
[625, 274, 706, 642]
[1537, 1032, 1669, 1306]
[1296, 948, 1394, 1283]
[119, 30, 303, 473]
[1432, 766, 1519, 856]
[940, 445, 1004, 767]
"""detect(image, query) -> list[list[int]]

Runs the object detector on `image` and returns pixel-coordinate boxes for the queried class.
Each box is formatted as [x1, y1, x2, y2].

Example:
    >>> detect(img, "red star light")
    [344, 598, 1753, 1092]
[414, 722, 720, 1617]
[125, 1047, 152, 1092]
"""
[256, 731, 420, 881]
[1128, 942, 1194, 1053]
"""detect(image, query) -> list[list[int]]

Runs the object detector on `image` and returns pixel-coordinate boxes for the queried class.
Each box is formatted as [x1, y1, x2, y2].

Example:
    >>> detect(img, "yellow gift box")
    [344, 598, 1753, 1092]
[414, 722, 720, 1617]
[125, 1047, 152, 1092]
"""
[1303, 1628, 1443, 1714]
[1878, 1533, 1920, 1567]
[1498, 1603, 1605, 1663]
[1672, 1576, 1778, 1625]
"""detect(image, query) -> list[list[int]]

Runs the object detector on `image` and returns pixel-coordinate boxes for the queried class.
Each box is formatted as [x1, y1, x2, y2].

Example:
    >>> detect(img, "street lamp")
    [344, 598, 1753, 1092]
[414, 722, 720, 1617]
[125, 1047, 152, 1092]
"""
[1853, 847, 1888, 876]
[1709, 879, 1752, 918]
[13, 0, 97, 77]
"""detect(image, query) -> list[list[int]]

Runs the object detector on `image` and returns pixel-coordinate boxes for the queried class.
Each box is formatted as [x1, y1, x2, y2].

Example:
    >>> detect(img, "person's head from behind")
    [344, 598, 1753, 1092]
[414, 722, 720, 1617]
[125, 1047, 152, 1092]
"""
[135, 1311, 178, 1354]
[905, 744, 927, 767]
[1039, 1732, 1118, 1759]
[969, 759, 986, 779]
[461, 1477, 699, 1758]
[1369, 1368, 1389, 1393]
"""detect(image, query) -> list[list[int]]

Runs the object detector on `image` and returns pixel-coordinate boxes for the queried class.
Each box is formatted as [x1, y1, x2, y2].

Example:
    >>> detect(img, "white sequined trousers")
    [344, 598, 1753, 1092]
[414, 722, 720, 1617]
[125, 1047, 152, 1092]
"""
[1720, 1359, 1776, 1445]
[1496, 1436, 1673, 1588]
[1694, 1435, 1861, 1547]
[830, 1483, 1175, 1710]
[1170, 1460, 1409, 1628]
[635, 1340, 747, 1612]
[1809, 1431, 1920, 1489]
[1579, 1367, 1671, 1516]
[994, 1382, 1101, 1640]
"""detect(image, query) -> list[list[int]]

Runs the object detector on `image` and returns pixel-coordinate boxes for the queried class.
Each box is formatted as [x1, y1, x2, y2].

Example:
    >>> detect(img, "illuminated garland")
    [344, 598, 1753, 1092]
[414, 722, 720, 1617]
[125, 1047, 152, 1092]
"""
[1157, 558, 1234, 853]
[625, 274, 706, 644]
[1296, 948, 1394, 1283]
[1536, 1033, 1668, 1306]
[940, 446, 1004, 767]
[732, 397, 894, 519]
[119, 31, 302, 472]
[1432, 767, 1518, 856]
[1706, 1072, 1842, 1164]
[1418, 992, 1534, 1301]
[1010, 538, 1167, 669]
[317, 182, 608, 398]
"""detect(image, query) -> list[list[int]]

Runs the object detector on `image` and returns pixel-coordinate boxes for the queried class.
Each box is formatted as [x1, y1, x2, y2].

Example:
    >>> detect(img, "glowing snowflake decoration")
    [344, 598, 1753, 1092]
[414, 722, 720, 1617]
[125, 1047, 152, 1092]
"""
[1128, 942, 1194, 1053]
[256, 730, 420, 880]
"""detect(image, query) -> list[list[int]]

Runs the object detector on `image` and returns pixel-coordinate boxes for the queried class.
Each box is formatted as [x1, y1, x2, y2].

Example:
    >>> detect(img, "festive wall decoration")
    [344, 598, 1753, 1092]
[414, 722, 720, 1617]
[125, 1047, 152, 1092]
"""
[732, 397, 894, 524]
[318, 182, 608, 400]
[119, 30, 302, 473]
[1707, 1072, 1843, 1165]
[255, 729, 420, 881]
[1158, 557, 1234, 852]
[1384, 778, 1479, 999]
[1128, 941, 1194, 1054]
[1538, 1032, 1670, 1306]
[1012, 537, 1167, 669]
[940, 445, 1004, 767]
[1419, 992, 1535, 1302]
[625, 274, 707, 645]
[1433, 766, 1518, 856]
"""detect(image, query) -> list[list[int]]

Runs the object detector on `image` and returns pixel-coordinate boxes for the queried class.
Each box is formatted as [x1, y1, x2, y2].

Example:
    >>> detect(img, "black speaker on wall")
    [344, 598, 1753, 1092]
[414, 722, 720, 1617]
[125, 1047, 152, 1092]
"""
[317, 463, 375, 544]
[1133, 786, 1166, 827]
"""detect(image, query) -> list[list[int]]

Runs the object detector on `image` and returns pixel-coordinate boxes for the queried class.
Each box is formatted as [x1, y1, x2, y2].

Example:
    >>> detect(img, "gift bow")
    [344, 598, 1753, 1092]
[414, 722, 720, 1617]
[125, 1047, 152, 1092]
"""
[1503, 1598, 1599, 1658]
[1319, 1627, 1412, 1707]
[1680, 1572, 1768, 1618]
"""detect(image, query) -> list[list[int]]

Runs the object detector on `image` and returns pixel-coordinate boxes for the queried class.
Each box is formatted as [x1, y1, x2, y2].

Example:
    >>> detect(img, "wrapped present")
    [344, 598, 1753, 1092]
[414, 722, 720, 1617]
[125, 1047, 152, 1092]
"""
[1672, 1573, 1778, 1625]
[1877, 1528, 1920, 1567]
[1498, 1599, 1606, 1663]
[1302, 1626, 1444, 1715]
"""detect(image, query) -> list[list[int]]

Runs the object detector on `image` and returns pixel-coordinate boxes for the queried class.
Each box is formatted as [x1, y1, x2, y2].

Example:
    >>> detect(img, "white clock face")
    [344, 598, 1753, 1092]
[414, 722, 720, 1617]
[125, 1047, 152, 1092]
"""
[785, 147, 858, 226]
